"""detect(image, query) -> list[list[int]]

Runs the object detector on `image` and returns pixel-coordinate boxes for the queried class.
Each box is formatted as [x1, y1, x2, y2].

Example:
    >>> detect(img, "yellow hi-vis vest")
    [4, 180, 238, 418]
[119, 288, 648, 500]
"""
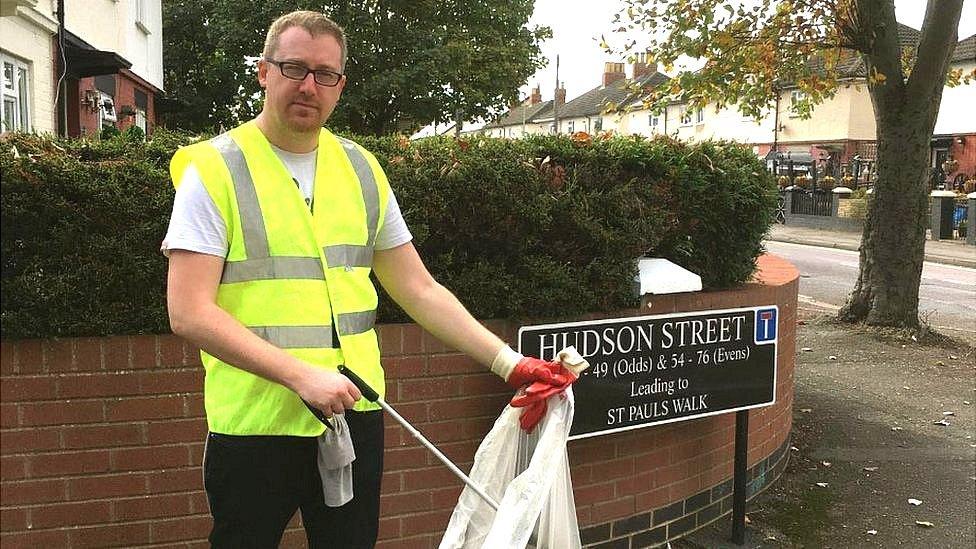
[170, 121, 390, 436]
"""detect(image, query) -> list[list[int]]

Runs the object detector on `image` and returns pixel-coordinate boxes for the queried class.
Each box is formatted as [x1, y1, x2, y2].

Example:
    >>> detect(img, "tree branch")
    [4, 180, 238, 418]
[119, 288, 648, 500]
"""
[906, 0, 963, 105]
[855, 0, 906, 112]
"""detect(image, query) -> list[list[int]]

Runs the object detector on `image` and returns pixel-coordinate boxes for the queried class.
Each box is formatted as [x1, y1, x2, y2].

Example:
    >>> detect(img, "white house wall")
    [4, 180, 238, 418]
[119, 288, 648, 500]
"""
[624, 109, 667, 137]
[776, 84, 874, 142]
[485, 61, 971, 144]
[66, 0, 163, 90]
[65, 0, 123, 59]
[665, 103, 767, 143]
[0, 2, 57, 133]
[934, 60, 976, 136]
[124, 0, 163, 90]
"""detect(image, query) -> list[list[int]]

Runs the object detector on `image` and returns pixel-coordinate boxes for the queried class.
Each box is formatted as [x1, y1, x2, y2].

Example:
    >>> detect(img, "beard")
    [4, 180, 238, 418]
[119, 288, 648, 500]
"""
[284, 102, 326, 133]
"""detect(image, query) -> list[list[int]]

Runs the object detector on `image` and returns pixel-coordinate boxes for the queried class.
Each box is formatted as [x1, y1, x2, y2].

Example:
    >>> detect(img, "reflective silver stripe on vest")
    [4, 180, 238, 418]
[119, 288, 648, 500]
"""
[222, 257, 326, 283]
[337, 310, 376, 336]
[211, 134, 269, 258]
[335, 137, 380, 247]
[323, 244, 373, 269]
[249, 325, 335, 348]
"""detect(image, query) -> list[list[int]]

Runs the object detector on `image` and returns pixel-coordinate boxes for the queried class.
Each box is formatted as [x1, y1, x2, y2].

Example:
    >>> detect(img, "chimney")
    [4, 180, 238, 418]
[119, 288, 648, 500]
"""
[602, 62, 625, 87]
[554, 82, 566, 106]
[530, 85, 542, 105]
[632, 51, 655, 79]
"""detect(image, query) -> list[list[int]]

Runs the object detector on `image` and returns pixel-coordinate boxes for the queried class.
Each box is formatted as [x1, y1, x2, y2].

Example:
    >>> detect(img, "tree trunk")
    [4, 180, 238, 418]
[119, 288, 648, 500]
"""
[839, 0, 962, 329]
[839, 115, 931, 328]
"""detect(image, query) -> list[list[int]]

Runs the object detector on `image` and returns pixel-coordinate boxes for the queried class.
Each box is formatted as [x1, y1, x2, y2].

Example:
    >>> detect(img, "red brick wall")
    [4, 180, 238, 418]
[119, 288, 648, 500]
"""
[115, 69, 157, 136]
[74, 76, 99, 137]
[0, 255, 797, 548]
[947, 133, 975, 183]
[71, 70, 158, 138]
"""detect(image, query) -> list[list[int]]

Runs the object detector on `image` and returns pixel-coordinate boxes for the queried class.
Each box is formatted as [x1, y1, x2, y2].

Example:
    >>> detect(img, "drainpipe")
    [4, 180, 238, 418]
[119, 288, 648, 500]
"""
[772, 88, 781, 175]
[553, 55, 560, 134]
[56, 0, 67, 136]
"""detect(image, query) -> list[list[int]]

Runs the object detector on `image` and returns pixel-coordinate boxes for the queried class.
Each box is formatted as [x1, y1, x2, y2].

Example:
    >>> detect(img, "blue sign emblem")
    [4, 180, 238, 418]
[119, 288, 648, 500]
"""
[755, 308, 777, 342]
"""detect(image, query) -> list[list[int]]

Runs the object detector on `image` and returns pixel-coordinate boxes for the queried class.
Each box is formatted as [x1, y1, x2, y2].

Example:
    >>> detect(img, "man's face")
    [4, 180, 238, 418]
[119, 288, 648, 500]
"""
[258, 26, 346, 134]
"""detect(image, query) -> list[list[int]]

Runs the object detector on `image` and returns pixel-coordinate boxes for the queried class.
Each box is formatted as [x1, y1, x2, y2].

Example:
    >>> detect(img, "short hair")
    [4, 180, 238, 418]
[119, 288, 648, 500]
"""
[262, 11, 347, 71]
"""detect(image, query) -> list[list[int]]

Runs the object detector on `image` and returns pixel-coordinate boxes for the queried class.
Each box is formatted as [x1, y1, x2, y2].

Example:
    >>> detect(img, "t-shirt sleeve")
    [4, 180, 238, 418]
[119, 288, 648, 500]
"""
[160, 164, 229, 258]
[375, 189, 413, 250]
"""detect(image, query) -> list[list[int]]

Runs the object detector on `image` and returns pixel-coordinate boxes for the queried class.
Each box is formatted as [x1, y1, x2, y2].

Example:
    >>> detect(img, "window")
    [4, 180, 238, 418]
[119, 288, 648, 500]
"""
[790, 90, 807, 105]
[133, 88, 148, 134]
[680, 110, 692, 126]
[134, 109, 147, 134]
[98, 91, 117, 128]
[594, 117, 603, 131]
[567, 120, 575, 133]
[135, 0, 151, 34]
[649, 114, 659, 128]
[1, 53, 31, 132]
[695, 108, 704, 124]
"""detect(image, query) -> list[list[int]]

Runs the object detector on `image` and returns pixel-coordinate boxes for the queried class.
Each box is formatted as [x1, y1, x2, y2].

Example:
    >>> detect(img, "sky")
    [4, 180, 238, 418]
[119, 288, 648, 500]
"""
[524, 0, 976, 101]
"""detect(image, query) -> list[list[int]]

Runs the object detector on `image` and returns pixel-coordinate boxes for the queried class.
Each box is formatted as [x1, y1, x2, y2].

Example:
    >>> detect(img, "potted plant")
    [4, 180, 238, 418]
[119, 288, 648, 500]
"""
[965, 178, 975, 194]
[777, 175, 790, 188]
[942, 157, 959, 175]
[842, 174, 855, 187]
[822, 175, 837, 189]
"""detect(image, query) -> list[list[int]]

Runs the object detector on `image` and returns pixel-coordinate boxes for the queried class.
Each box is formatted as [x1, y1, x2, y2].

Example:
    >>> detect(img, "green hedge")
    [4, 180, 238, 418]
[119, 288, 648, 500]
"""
[1, 131, 775, 339]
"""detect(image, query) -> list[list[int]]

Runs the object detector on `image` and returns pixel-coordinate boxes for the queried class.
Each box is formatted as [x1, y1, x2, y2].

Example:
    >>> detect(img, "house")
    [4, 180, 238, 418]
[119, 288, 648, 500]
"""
[621, 25, 975, 188]
[482, 84, 561, 138]
[0, 0, 163, 136]
[552, 57, 670, 135]
[483, 54, 670, 137]
[631, 27, 924, 184]
[932, 33, 976, 189]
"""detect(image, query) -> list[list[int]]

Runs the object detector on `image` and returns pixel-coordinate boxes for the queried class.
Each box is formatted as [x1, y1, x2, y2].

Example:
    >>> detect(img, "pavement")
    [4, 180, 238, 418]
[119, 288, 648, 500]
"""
[675, 318, 975, 549]
[670, 227, 975, 548]
[766, 224, 976, 269]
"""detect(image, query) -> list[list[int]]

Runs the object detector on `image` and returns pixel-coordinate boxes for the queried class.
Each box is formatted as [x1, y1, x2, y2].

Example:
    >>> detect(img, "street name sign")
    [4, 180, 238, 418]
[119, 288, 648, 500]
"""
[518, 306, 778, 440]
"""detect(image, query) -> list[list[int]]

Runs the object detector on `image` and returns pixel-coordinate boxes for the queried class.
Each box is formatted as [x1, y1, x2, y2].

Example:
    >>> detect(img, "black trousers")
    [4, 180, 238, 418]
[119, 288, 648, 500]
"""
[203, 410, 384, 548]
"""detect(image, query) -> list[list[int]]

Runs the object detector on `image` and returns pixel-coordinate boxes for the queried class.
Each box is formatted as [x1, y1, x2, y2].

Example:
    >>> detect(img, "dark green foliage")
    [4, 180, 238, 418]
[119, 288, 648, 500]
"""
[162, 0, 549, 135]
[1, 130, 198, 337]
[1, 132, 775, 339]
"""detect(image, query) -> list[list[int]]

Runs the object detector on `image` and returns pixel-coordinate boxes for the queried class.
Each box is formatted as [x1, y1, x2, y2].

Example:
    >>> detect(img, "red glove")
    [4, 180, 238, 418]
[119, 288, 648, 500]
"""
[505, 356, 562, 389]
[509, 360, 579, 432]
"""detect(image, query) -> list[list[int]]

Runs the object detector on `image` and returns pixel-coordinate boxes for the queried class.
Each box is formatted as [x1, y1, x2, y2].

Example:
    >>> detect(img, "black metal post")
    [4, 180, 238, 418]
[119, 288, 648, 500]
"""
[731, 410, 749, 545]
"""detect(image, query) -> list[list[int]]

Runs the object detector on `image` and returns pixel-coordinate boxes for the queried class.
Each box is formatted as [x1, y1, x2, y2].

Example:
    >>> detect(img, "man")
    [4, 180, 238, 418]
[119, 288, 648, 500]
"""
[163, 10, 574, 548]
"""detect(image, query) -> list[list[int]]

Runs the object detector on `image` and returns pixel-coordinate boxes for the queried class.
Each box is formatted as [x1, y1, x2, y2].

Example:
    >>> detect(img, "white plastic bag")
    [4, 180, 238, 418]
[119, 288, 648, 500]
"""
[439, 388, 581, 549]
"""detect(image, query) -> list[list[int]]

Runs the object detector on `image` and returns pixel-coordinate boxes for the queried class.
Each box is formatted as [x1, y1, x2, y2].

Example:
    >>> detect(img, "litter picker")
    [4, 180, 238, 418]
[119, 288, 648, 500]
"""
[338, 365, 501, 512]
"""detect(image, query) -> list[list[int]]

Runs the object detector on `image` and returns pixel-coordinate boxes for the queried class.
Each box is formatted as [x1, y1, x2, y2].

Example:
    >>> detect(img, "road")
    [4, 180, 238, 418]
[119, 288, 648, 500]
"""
[765, 240, 976, 343]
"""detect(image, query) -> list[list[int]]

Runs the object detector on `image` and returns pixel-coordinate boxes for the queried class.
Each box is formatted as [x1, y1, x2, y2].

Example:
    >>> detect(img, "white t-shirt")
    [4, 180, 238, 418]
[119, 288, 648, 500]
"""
[161, 144, 412, 257]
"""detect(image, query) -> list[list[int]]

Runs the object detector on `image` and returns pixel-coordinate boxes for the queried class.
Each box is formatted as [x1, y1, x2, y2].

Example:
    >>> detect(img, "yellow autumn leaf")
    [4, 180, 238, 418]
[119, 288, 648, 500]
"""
[869, 66, 887, 84]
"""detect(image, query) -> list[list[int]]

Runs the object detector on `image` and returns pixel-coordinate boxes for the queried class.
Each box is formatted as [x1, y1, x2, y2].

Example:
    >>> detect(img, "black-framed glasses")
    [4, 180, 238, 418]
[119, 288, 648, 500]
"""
[265, 59, 343, 87]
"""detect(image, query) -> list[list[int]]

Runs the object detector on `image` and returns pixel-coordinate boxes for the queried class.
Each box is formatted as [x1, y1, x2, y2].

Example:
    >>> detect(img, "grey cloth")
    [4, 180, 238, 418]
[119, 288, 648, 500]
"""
[316, 413, 356, 507]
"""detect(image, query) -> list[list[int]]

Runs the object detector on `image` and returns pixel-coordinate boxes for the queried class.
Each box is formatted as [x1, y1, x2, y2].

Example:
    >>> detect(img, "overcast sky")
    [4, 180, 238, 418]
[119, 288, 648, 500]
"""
[524, 0, 976, 101]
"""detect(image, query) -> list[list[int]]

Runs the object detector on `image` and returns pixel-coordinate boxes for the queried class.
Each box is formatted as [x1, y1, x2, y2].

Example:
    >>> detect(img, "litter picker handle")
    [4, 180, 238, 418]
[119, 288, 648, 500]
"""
[339, 365, 380, 402]
[301, 399, 335, 431]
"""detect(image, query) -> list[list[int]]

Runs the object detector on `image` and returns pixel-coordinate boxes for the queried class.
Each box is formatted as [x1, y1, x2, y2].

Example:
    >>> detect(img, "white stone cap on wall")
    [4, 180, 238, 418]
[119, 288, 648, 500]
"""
[832, 186, 853, 194]
[968, 192, 976, 199]
[636, 258, 702, 295]
[930, 190, 957, 197]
